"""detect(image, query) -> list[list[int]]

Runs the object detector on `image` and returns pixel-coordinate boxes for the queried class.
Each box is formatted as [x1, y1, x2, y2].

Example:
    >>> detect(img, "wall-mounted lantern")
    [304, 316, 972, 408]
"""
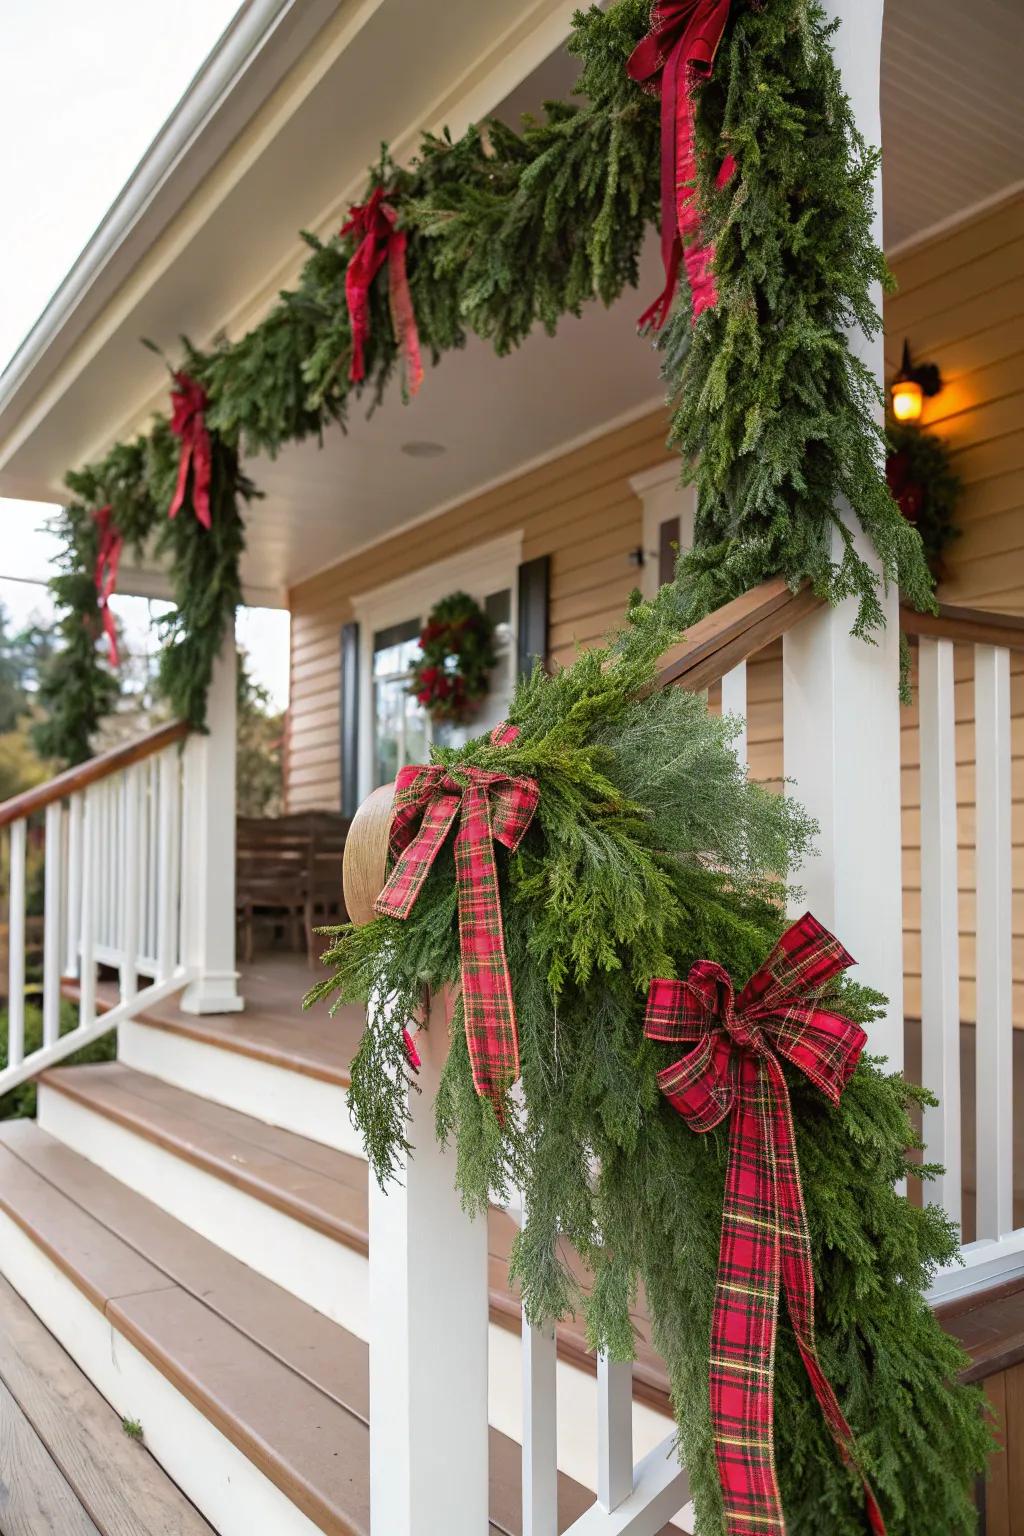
[890, 340, 942, 423]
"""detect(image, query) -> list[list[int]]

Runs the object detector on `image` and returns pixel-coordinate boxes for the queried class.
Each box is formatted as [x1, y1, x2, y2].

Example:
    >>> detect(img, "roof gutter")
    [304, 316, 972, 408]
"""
[0, 0, 343, 427]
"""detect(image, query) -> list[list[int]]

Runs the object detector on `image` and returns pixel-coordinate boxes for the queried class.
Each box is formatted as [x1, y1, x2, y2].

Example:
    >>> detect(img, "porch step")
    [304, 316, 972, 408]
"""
[0, 1267, 214, 1536]
[35, 1062, 681, 1496]
[64, 963, 363, 1155]
[0, 1119, 598, 1536]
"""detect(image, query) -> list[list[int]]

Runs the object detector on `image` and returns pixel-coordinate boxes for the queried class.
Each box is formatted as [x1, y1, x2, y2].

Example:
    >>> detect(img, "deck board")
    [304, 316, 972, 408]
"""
[0, 1122, 601, 1534]
[0, 1272, 213, 1536]
[0, 1373, 102, 1536]
[86, 954, 362, 1086]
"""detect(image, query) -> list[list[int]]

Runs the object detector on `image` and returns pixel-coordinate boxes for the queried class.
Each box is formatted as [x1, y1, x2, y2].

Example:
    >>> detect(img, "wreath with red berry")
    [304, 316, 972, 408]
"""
[886, 422, 961, 582]
[409, 591, 497, 725]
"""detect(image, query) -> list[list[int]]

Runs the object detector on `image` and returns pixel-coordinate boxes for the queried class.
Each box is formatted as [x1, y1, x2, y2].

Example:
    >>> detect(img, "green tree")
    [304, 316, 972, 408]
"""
[236, 655, 284, 818]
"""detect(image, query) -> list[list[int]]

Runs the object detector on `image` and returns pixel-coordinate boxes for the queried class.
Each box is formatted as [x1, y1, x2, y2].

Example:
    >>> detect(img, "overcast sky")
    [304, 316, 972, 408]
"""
[0, 1, 289, 707]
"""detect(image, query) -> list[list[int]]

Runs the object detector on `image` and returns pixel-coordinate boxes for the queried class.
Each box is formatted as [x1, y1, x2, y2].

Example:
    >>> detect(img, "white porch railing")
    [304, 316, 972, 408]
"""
[899, 606, 1024, 1300]
[0, 719, 197, 1097]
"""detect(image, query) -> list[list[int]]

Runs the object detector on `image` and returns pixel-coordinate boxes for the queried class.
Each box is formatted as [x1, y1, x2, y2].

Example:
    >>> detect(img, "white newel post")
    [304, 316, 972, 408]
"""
[369, 990, 490, 1535]
[782, 0, 904, 1064]
[181, 625, 243, 1014]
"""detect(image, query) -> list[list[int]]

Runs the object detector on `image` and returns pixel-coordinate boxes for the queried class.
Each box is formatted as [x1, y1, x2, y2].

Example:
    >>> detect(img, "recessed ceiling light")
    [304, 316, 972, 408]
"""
[401, 440, 447, 458]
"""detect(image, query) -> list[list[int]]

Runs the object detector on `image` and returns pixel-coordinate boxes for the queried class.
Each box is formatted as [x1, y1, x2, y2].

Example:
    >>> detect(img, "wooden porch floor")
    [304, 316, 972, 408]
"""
[101, 953, 365, 1086]
[0, 1270, 213, 1536]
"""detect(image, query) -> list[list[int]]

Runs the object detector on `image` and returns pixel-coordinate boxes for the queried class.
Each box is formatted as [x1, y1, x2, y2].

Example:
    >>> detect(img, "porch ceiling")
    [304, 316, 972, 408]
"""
[1, 0, 1022, 605]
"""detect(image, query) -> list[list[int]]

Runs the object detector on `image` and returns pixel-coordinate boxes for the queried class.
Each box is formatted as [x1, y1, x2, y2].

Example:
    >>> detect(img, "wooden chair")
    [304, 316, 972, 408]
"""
[236, 812, 349, 965]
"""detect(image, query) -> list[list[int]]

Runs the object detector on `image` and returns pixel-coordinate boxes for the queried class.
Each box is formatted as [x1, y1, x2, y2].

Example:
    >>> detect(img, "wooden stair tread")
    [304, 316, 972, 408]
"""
[0, 1270, 215, 1536]
[40, 1063, 368, 1248]
[40, 1063, 678, 1413]
[66, 954, 363, 1087]
[0, 1121, 597, 1535]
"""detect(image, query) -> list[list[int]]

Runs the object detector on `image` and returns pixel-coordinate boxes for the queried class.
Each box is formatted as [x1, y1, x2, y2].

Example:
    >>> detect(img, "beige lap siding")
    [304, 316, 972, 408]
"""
[888, 190, 1024, 1029]
[285, 410, 673, 813]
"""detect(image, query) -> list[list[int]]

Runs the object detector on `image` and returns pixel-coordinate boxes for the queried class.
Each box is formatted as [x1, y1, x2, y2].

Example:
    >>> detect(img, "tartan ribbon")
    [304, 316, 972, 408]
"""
[645, 913, 886, 1535]
[341, 186, 423, 397]
[375, 723, 537, 1107]
[168, 372, 213, 529]
[92, 504, 123, 667]
[627, 0, 736, 328]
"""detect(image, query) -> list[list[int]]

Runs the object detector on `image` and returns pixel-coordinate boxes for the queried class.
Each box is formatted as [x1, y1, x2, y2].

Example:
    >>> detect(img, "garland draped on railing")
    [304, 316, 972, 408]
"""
[39, 0, 934, 763]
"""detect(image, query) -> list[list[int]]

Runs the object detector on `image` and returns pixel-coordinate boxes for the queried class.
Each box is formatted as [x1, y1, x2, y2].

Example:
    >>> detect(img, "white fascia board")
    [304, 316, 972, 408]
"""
[0, 0, 347, 427]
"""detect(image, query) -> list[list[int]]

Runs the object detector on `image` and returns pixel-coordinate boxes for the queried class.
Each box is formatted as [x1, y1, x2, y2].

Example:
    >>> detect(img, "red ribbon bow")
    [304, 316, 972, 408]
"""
[627, 0, 736, 328]
[168, 372, 212, 529]
[645, 913, 886, 1536]
[92, 504, 123, 667]
[341, 186, 423, 397]
[375, 723, 538, 1109]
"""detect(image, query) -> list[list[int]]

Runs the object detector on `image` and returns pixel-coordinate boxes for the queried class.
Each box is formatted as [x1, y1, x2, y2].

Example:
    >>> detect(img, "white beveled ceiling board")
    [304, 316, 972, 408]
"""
[881, 0, 1024, 251]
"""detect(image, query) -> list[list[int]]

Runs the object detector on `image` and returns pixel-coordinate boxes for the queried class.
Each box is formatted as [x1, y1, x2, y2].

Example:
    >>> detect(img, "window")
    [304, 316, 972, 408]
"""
[372, 620, 429, 786]
[351, 533, 524, 800]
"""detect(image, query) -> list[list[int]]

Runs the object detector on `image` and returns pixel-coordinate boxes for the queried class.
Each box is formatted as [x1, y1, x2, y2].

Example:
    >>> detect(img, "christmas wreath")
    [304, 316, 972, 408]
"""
[308, 579, 990, 1536]
[887, 421, 962, 581]
[408, 591, 497, 725]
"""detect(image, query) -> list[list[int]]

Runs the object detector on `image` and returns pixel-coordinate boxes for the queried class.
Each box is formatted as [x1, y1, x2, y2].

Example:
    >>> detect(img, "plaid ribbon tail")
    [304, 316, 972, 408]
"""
[455, 779, 520, 1106]
[764, 1054, 888, 1536]
[376, 791, 461, 919]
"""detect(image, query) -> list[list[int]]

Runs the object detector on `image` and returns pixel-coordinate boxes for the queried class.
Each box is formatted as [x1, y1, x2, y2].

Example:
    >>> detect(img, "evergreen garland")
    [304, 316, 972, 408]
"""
[308, 581, 989, 1534]
[38, 0, 932, 763]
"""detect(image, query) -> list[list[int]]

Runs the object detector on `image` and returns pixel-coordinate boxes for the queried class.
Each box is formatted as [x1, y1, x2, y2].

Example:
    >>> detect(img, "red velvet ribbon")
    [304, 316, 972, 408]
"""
[341, 186, 423, 397]
[645, 914, 886, 1535]
[375, 723, 536, 1109]
[627, 0, 735, 328]
[168, 372, 212, 529]
[92, 504, 123, 667]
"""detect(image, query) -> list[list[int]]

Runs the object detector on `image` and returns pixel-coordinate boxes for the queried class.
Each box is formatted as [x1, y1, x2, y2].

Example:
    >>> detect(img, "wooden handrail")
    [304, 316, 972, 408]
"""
[0, 719, 190, 831]
[652, 577, 825, 694]
[900, 601, 1024, 651]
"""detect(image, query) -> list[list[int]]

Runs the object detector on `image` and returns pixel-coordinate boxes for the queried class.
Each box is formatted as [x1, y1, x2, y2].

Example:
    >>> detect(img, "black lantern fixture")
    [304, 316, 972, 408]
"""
[890, 340, 942, 423]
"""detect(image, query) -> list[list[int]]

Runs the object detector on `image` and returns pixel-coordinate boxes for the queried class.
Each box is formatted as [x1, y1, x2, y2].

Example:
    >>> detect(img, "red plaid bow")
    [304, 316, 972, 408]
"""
[341, 186, 423, 397]
[92, 504, 123, 667]
[375, 723, 537, 1108]
[645, 913, 886, 1535]
[168, 372, 212, 529]
[627, 0, 736, 328]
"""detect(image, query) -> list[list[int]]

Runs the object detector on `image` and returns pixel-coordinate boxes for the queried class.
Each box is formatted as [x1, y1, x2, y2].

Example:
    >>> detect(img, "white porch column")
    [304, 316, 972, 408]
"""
[369, 991, 490, 1535]
[782, 0, 904, 1064]
[181, 624, 243, 1014]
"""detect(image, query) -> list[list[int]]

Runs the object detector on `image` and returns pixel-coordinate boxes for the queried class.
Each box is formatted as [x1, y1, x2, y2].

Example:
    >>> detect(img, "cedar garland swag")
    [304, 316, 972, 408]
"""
[307, 582, 991, 1535]
[40, 0, 934, 765]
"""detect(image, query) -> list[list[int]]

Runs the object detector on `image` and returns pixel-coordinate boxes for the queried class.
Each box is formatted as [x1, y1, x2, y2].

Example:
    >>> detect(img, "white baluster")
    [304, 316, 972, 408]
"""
[79, 789, 97, 1028]
[918, 637, 962, 1230]
[42, 802, 63, 1049]
[522, 1319, 558, 1536]
[597, 1354, 633, 1512]
[721, 661, 748, 772]
[120, 765, 142, 1001]
[157, 747, 182, 981]
[147, 755, 160, 966]
[974, 644, 1013, 1240]
[7, 820, 26, 1067]
[64, 793, 83, 978]
[369, 992, 489, 1536]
